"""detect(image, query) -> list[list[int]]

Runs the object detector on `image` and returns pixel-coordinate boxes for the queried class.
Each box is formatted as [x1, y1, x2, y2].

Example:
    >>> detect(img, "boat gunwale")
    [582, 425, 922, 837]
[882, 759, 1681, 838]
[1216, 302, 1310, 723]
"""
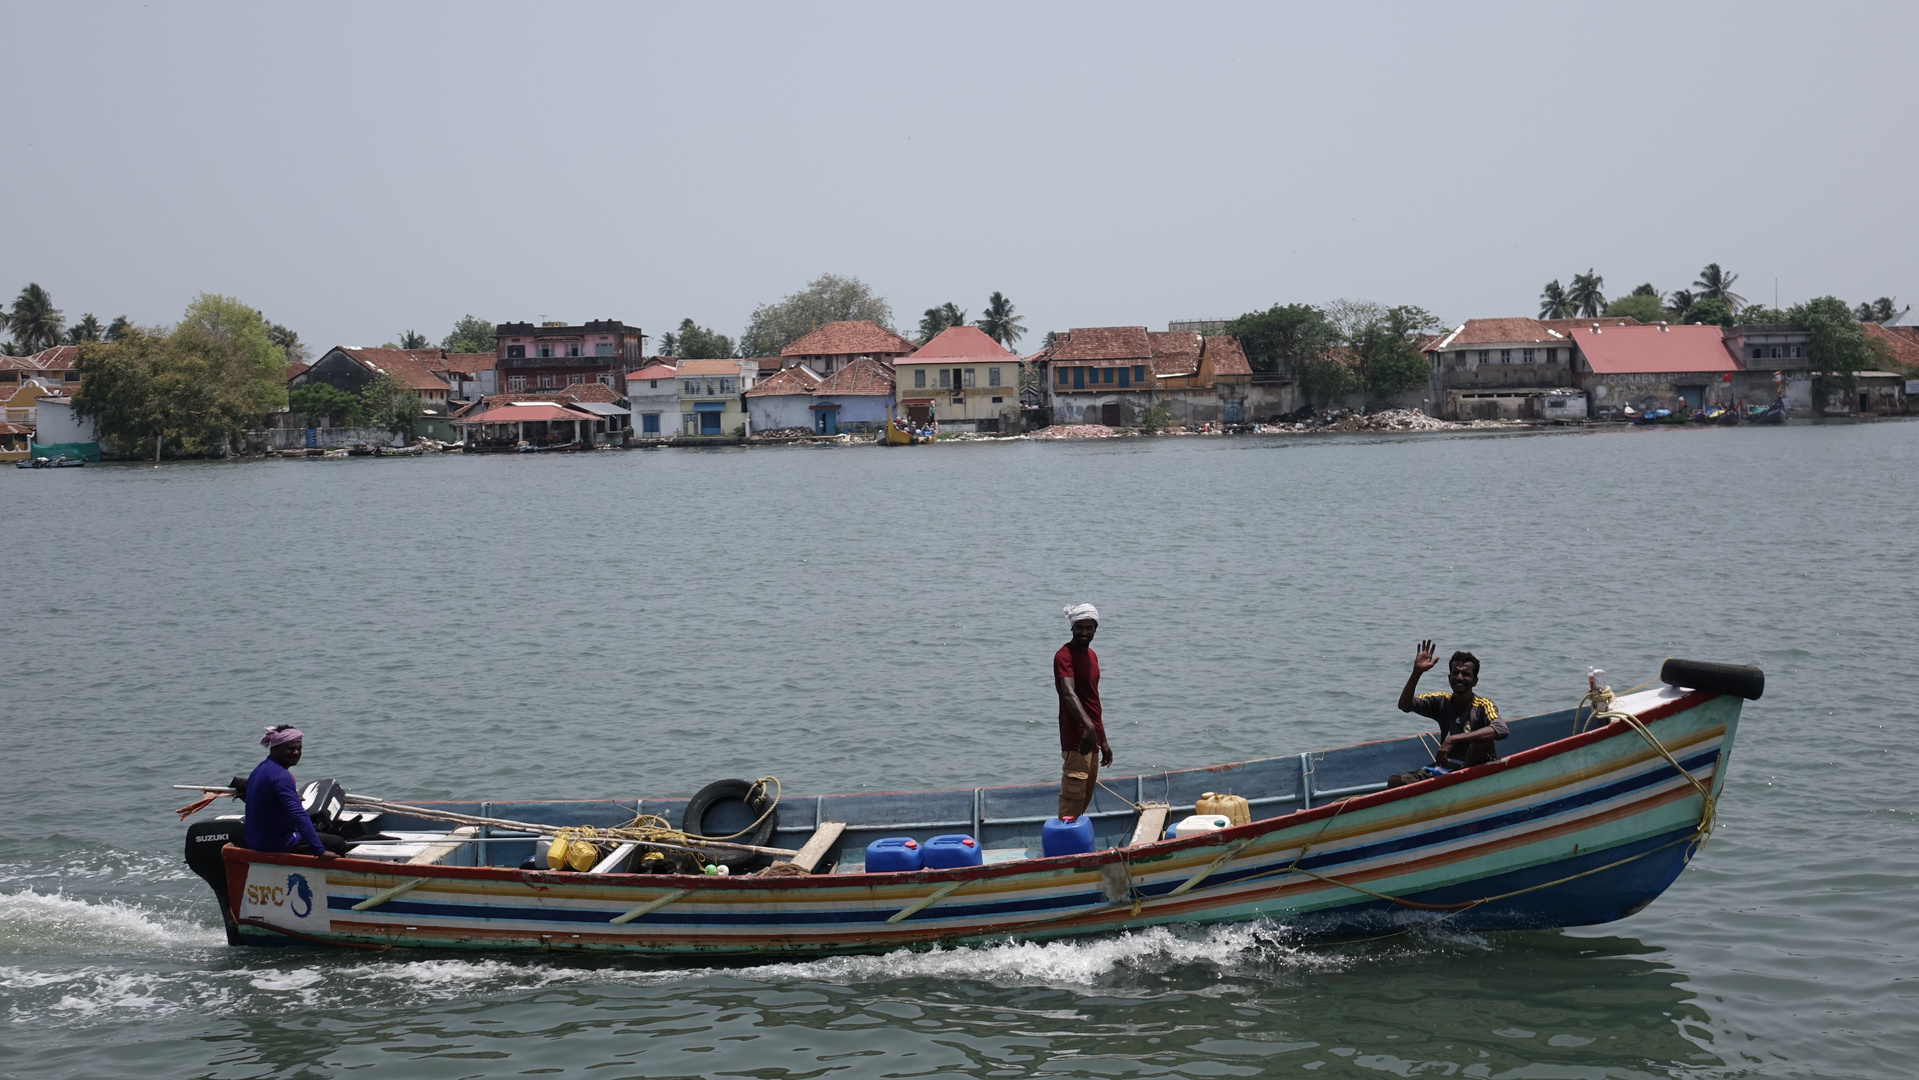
[218, 691, 1717, 896]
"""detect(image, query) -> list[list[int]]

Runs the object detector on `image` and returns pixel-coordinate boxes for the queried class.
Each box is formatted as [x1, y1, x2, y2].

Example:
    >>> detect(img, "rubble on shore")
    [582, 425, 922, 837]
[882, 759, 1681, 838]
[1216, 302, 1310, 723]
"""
[1030, 424, 1118, 440]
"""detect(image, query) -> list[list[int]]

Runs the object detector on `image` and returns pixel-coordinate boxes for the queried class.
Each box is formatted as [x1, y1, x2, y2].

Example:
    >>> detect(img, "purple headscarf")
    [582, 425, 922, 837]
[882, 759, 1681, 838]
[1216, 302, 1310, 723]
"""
[261, 726, 305, 749]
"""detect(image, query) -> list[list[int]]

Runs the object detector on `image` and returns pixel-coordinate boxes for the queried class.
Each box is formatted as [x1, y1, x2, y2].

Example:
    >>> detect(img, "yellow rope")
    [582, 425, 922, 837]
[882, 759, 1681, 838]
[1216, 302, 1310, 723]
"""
[549, 776, 783, 870]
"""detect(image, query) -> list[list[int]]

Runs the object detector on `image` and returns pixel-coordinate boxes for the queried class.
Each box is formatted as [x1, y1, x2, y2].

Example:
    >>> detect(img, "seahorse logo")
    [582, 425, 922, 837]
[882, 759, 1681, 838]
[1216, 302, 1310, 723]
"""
[285, 873, 313, 918]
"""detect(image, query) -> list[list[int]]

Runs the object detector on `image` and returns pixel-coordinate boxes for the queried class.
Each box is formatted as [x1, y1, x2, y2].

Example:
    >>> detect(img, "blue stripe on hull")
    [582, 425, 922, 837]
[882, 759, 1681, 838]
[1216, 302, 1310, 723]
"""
[1287, 825, 1700, 934]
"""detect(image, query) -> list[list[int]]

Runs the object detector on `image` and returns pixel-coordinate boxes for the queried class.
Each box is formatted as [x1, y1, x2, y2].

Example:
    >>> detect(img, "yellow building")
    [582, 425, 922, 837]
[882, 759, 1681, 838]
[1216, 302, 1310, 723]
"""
[677, 358, 757, 436]
[894, 326, 1022, 434]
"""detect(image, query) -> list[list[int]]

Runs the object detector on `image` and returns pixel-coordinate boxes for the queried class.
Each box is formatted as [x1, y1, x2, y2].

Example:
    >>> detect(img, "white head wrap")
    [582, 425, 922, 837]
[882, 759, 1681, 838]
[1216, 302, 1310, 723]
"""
[1064, 603, 1099, 625]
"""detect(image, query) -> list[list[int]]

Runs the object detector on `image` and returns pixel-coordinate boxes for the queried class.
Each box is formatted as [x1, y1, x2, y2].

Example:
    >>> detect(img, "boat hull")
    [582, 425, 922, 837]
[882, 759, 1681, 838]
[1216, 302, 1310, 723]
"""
[222, 688, 1739, 954]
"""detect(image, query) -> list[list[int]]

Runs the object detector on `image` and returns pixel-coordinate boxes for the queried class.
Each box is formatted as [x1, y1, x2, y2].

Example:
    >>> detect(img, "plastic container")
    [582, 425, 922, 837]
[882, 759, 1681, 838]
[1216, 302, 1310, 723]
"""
[865, 836, 921, 872]
[921, 834, 983, 869]
[1172, 814, 1232, 839]
[1195, 792, 1251, 827]
[1041, 815, 1096, 857]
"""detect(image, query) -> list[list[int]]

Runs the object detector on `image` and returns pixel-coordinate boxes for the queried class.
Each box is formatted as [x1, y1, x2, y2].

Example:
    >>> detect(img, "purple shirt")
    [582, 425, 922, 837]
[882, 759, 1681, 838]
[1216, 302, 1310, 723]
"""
[243, 758, 327, 854]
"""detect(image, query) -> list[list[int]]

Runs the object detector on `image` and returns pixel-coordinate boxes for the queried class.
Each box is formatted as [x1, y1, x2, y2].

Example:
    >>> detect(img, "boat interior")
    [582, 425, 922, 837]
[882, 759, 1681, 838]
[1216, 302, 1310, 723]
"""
[222, 703, 1617, 875]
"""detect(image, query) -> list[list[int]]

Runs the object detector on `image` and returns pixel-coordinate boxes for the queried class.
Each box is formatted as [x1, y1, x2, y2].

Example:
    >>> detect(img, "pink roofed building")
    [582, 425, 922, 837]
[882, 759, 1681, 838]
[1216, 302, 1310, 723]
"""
[1568, 323, 1741, 417]
[896, 325, 1021, 432]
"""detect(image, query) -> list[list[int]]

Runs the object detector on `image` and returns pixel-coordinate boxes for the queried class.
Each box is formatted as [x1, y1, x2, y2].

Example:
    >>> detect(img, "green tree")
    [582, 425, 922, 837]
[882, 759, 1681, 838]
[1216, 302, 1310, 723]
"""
[105, 315, 132, 342]
[1349, 304, 1442, 397]
[658, 331, 678, 357]
[1682, 297, 1733, 327]
[1630, 283, 1662, 299]
[1604, 294, 1666, 323]
[673, 318, 736, 359]
[1300, 353, 1363, 404]
[1667, 289, 1697, 320]
[1854, 297, 1899, 323]
[1224, 302, 1336, 377]
[65, 313, 104, 343]
[441, 315, 495, 353]
[1693, 263, 1745, 312]
[1791, 295, 1872, 407]
[1538, 280, 1574, 318]
[1734, 304, 1789, 325]
[8, 282, 65, 351]
[1568, 270, 1606, 318]
[267, 322, 308, 363]
[358, 371, 423, 441]
[918, 302, 966, 344]
[288, 382, 365, 427]
[739, 273, 894, 358]
[1140, 402, 1173, 434]
[72, 331, 188, 461]
[398, 329, 429, 349]
[975, 291, 1025, 349]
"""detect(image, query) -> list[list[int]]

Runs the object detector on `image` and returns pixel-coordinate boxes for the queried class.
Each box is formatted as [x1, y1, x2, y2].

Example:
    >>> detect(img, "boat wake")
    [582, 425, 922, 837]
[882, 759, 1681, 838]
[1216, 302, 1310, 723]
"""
[0, 888, 224, 953]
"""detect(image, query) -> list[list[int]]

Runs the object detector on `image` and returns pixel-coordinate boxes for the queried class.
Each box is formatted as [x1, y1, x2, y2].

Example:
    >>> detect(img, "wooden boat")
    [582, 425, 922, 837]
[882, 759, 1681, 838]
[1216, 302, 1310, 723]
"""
[886, 419, 929, 445]
[186, 659, 1759, 955]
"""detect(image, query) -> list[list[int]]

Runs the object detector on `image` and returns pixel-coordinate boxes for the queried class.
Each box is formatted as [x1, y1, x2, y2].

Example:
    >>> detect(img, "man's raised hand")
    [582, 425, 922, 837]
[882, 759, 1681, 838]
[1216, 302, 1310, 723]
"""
[1413, 639, 1437, 673]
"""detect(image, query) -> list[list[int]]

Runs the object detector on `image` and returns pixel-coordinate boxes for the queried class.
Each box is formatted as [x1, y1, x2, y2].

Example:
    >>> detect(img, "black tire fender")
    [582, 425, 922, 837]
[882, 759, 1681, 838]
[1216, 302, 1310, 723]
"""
[681, 778, 780, 871]
[1661, 659, 1765, 701]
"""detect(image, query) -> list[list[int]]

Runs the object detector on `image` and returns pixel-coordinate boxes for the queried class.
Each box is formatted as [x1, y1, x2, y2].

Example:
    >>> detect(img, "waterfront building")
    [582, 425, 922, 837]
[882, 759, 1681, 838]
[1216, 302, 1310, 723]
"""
[895, 326, 1021, 433]
[1425, 318, 1597, 420]
[296, 348, 457, 440]
[495, 319, 645, 393]
[1036, 327, 1264, 427]
[0, 421, 30, 462]
[434, 353, 498, 402]
[0, 378, 68, 426]
[677, 358, 757, 436]
[0, 347, 81, 391]
[811, 356, 896, 435]
[780, 321, 916, 376]
[623, 362, 680, 439]
[743, 365, 824, 434]
[1568, 323, 1740, 417]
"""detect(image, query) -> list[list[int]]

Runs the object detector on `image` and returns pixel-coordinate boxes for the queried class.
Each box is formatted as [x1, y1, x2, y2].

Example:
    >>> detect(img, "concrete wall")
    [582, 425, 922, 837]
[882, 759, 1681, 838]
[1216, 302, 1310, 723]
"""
[1580, 371, 1739, 418]
[747, 394, 817, 433]
[814, 394, 893, 433]
[270, 427, 404, 450]
[30, 398, 97, 444]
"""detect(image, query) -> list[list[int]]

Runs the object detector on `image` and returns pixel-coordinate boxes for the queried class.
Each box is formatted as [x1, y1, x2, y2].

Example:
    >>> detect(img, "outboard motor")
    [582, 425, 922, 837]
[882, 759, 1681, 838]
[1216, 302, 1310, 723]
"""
[300, 778, 346, 832]
[183, 817, 244, 946]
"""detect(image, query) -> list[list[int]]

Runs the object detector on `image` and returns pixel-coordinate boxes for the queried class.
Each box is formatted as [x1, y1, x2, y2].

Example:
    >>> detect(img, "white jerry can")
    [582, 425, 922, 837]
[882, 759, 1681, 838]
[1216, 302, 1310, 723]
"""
[1172, 814, 1233, 839]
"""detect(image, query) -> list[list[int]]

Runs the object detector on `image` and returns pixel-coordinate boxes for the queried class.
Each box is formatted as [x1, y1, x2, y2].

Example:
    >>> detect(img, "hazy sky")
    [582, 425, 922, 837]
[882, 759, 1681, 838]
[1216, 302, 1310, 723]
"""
[6, 2, 1915, 352]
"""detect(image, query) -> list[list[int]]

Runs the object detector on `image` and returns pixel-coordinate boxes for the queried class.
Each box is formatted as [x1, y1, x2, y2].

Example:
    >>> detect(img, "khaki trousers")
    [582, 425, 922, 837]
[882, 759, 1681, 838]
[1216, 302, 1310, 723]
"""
[1059, 748, 1100, 819]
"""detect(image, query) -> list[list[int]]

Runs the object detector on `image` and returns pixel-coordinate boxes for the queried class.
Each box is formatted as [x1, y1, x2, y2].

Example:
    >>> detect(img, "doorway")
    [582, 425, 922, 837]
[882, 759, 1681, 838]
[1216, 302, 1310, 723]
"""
[1101, 402, 1121, 426]
[815, 408, 839, 435]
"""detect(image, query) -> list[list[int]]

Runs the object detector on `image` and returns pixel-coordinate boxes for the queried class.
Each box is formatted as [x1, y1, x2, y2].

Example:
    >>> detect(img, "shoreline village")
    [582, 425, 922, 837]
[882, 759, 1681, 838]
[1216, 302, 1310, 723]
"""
[5, 278, 1917, 463]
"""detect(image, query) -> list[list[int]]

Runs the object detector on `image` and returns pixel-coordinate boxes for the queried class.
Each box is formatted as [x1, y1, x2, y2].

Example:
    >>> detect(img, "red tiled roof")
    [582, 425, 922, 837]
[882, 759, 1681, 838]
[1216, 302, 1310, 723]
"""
[456, 403, 592, 424]
[0, 421, 34, 435]
[749, 357, 783, 375]
[1863, 323, 1919, 369]
[677, 358, 745, 377]
[286, 361, 310, 383]
[1572, 324, 1737, 374]
[1435, 319, 1565, 349]
[815, 356, 896, 396]
[339, 348, 451, 393]
[780, 321, 916, 358]
[436, 352, 496, 376]
[1204, 336, 1252, 377]
[458, 384, 623, 416]
[744, 366, 823, 397]
[1050, 326, 1151, 362]
[1145, 331, 1203, 376]
[907, 325, 1016, 361]
[26, 346, 78, 369]
[626, 363, 677, 382]
[1539, 316, 1641, 333]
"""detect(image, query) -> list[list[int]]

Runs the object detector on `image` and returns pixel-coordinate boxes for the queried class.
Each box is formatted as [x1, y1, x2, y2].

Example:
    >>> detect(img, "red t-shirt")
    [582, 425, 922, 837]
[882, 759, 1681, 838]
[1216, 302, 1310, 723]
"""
[1054, 643, 1103, 751]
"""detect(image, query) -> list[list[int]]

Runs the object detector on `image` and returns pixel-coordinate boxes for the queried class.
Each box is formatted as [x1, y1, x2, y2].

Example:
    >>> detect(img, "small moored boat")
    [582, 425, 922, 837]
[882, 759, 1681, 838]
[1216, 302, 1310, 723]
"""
[183, 659, 1760, 955]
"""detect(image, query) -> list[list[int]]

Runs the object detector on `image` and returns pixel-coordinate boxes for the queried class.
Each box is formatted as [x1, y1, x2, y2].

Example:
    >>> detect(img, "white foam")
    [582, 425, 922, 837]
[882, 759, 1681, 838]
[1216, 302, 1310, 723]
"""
[0, 889, 223, 952]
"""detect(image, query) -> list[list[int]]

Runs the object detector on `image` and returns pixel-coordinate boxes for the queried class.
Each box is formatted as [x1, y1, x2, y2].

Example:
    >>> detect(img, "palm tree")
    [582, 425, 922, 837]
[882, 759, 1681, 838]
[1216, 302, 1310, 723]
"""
[65, 313, 103, 343]
[658, 331, 678, 357]
[917, 302, 966, 344]
[1538, 280, 1574, 318]
[975, 291, 1025, 349]
[399, 329, 429, 349]
[106, 315, 132, 342]
[1693, 264, 1745, 313]
[8, 283, 65, 352]
[1668, 289, 1696, 318]
[267, 322, 308, 362]
[1567, 271, 1606, 318]
[1853, 297, 1898, 323]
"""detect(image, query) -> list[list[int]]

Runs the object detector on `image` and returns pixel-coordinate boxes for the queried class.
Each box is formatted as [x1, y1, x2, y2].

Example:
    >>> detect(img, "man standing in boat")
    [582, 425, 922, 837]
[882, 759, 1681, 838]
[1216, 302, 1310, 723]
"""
[1055, 604, 1112, 819]
[1391, 639, 1506, 786]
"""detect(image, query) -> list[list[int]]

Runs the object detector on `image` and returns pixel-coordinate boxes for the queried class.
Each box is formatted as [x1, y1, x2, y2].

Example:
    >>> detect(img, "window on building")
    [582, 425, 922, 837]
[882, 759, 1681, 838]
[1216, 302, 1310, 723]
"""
[1133, 365, 1145, 383]
[1500, 350, 1511, 364]
[1477, 350, 1489, 364]
[542, 374, 557, 388]
[597, 374, 614, 387]
[507, 345, 526, 359]
[507, 375, 526, 391]
[1073, 367, 1085, 389]
[648, 379, 659, 389]
[1793, 345, 1804, 358]
[916, 369, 927, 388]
[1771, 346, 1783, 359]
[1523, 349, 1535, 363]
[939, 369, 950, 388]
[568, 344, 581, 357]
[568, 374, 584, 385]
[989, 366, 1001, 386]
[963, 368, 975, 387]
[1103, 368, 1115, 383]
[596, 343, 614, 356]
[1057, 367, 1069, 385]
[1118, 367, 1131, 388]
[721, 378, 734, 393]
[539, 345, 553, 358]
[641, 413, 660, 434]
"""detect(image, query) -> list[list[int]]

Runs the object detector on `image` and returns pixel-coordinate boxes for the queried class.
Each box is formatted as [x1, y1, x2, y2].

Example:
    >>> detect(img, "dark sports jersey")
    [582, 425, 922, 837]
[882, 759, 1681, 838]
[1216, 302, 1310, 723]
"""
[1409, 692, 1506, 759]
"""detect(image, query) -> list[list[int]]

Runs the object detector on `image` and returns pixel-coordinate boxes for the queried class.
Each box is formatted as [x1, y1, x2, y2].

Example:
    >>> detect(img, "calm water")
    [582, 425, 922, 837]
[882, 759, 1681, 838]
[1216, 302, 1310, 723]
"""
[3, 424, 1915, 1079]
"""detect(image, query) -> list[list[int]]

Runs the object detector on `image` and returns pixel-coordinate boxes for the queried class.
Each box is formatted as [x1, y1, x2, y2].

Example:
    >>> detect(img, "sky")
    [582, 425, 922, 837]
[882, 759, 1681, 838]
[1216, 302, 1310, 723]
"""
[5, 1, 1916, 352]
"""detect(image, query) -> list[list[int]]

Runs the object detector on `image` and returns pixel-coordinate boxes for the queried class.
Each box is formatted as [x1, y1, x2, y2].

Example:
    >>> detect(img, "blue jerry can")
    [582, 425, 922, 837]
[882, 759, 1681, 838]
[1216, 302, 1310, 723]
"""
[865, 836, 922, 872]
[1041, 816, 1095, 857]
[922, 834, 982, 869]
